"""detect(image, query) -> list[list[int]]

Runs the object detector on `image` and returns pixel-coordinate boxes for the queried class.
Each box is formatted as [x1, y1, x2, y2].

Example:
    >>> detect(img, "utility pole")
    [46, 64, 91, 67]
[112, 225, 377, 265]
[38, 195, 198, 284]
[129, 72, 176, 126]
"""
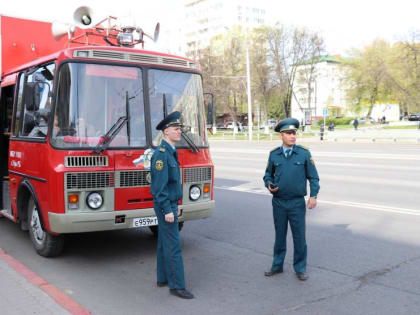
[245, 44, 252, 140]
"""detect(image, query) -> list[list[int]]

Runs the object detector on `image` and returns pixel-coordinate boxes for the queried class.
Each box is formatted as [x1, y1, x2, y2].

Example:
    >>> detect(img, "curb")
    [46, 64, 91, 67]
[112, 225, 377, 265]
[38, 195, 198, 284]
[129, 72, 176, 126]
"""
[0, 249, 90, 315]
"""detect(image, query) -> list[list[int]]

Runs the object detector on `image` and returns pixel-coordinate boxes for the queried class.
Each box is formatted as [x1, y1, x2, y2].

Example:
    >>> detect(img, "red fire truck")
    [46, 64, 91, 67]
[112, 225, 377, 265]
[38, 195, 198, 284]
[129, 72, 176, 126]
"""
[0, 9, 215, 257]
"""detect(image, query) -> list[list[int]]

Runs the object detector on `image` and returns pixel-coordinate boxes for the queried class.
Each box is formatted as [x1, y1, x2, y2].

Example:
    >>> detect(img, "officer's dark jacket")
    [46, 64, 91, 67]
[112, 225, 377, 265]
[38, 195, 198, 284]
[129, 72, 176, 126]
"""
[263, 145, 320, 199]
[151, 140, 183, 214]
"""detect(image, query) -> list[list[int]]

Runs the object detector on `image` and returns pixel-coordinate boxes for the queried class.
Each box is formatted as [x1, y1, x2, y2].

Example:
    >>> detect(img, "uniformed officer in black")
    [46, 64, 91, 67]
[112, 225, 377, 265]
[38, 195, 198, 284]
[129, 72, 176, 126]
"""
[263, 118, 320, 281]
[150, 111, 194, 299]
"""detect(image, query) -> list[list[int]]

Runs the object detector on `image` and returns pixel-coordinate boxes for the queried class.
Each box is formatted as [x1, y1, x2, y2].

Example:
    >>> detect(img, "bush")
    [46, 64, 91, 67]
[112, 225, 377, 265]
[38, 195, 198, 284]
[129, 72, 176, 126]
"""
[317, 117, 355, 126]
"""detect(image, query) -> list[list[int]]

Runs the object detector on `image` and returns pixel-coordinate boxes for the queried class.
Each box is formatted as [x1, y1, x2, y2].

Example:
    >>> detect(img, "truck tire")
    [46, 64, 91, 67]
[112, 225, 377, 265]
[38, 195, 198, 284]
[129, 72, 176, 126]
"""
[28, 197, 64, 257]
[149, 222, 184, 237]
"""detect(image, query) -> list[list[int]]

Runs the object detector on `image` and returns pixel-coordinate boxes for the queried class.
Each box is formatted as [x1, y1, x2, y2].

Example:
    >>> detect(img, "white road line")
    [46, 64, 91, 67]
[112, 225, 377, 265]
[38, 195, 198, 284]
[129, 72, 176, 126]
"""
[214, 166, 420, 188]
[215, 186, 420, 216]
[320, 200, 420, 216]
[212, 155, 420, 172]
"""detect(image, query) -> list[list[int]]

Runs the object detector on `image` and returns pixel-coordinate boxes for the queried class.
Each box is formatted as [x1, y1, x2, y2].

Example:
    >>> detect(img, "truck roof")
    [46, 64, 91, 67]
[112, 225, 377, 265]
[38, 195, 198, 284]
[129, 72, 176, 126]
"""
[0, 15, 69, 76]
[1, 15, 200, 78]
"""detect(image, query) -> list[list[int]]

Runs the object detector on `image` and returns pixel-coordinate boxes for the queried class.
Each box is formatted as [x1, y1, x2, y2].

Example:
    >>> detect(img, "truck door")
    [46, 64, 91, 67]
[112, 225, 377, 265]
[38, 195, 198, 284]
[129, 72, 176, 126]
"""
[0, 84, 14, 215]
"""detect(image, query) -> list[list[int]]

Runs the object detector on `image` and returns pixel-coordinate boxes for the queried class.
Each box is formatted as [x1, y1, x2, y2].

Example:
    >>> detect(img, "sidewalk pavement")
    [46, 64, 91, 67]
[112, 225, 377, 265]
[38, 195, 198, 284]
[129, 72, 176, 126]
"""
[211, 127, 420, 143]
[0, 249, 89, 315]
[295, 127, 420, 144]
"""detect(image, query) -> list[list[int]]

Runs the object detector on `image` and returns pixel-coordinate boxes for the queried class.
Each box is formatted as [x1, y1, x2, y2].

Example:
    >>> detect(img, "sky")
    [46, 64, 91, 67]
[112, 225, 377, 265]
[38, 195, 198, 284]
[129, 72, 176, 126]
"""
[1, 0, 419, 56]
[265, 0, 420, 55]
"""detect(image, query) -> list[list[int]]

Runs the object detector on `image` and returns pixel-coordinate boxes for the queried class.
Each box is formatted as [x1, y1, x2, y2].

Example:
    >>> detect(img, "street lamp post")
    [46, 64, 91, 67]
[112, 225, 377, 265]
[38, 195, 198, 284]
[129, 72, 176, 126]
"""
[220, 25, 253, 140]
[245, 45, 252, 140]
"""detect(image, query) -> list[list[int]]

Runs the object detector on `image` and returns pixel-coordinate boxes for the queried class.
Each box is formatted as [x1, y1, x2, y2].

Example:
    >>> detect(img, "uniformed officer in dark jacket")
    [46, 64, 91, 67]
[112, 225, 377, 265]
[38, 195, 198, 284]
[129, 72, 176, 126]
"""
[263, 118, 320, 281]
[150, 111, 194, 299]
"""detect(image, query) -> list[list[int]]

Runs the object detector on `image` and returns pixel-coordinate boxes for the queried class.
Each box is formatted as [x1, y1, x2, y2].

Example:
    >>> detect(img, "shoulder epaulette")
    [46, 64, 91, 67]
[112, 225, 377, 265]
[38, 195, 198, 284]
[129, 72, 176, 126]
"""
[159, 147, 166, 152]
[270, 146, 281, 153]
[297, 144, 309, 151]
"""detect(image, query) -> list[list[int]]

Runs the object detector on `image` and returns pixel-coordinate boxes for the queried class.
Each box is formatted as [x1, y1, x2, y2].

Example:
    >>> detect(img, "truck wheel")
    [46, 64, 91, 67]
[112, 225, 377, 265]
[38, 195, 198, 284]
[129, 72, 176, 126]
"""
[149, 222, 184, 237]
[28, 197, 64, 257]
[149, 225, 158, 237]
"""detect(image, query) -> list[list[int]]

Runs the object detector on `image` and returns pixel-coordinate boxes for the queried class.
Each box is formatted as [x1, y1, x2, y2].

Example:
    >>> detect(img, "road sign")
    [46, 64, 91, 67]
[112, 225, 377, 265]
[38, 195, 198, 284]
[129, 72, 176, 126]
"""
[323, 109, 328, 117]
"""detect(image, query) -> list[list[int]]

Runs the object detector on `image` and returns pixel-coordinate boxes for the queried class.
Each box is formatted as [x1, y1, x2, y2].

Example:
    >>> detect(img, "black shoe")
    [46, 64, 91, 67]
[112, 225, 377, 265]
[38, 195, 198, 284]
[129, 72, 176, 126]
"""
[170, 289, 194, 299]
[296, 272, 308, 281]
[264, 268, 283, 277]
[157, 281, 168, 287]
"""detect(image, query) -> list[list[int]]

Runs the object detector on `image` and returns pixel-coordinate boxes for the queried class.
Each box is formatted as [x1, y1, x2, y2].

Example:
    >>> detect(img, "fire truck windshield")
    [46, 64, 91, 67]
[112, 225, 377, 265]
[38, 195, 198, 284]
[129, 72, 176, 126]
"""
[51, 63, 208, 149]
[51, 63, 145, 148]
[148, 69, 208, 148]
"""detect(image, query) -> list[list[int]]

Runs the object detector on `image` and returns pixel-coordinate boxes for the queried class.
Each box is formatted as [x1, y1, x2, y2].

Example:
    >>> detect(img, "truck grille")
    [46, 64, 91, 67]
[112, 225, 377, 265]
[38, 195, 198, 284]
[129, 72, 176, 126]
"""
[92, 50, 125, 60]
[66, 172, 114, 189]
[129, 54, 159, 63]
[183, 167, 212, 183]
[65, 156, 108, 167]
[118, 171, 150, 188]
[73, 50, 197, 70]
[162, 57, 188, 67]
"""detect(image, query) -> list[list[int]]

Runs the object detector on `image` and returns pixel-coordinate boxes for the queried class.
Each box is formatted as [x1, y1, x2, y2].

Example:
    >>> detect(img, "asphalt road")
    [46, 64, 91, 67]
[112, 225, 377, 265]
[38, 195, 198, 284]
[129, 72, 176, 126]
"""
[1, 141, 420, 314]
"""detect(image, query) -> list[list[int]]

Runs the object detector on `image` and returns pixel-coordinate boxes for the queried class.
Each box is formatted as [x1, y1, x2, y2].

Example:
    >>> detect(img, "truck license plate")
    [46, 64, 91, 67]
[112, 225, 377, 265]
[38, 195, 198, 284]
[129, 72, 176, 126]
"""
[133, 216, 158, 227]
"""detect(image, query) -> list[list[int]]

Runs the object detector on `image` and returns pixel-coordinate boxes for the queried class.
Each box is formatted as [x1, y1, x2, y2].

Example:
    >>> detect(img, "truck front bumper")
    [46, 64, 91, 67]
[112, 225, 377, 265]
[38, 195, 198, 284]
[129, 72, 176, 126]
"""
[48, 200, 215, 233]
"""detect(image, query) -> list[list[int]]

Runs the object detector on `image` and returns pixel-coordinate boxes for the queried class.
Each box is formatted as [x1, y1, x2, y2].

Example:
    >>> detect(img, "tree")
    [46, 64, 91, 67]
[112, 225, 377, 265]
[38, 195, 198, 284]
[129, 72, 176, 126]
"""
[267, 24, 325, 116]
[250, 26, 277, 124]
[343, 40, 394, 119]
[387, 31, 420, 114]
[200, 26, 247, 124]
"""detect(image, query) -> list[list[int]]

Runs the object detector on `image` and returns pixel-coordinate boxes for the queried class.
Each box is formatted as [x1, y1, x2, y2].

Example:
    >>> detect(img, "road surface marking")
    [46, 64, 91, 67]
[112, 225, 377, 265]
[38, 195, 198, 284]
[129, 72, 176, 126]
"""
[211, 148, 420, 160]
[215, 186, 420, 216]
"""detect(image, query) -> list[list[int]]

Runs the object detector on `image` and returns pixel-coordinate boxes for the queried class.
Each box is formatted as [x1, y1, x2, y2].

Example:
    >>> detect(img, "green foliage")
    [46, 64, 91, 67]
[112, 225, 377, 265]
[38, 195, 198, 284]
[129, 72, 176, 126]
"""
[317, 117, 355, 126]
[267, 93, 286, 119]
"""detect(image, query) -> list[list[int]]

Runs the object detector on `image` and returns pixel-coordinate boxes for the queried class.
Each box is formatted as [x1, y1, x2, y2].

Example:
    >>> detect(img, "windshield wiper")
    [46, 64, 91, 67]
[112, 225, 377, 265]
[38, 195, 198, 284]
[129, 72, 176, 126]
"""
[92, 116, 128, 154]
[126, 91, 131, 146]
[161, 93, 199, 153]
[182, 129, 200, 153]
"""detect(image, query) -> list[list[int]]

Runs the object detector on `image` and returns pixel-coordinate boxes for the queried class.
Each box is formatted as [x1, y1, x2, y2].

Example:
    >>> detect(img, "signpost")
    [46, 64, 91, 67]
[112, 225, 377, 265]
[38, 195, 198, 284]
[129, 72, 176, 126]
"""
[323, 108, 328, 128]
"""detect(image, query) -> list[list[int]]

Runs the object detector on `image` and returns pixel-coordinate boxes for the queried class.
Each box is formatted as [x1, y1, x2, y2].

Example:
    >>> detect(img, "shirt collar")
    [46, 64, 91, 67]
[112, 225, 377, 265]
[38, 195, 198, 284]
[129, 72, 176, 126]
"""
[161, 139, 176, 153]
[282, 145, 294, 156]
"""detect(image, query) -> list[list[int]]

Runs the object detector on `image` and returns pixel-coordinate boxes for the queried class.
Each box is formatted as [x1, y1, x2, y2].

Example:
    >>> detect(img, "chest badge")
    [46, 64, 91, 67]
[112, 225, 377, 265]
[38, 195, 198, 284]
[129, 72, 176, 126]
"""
[155, 160, 164, 171]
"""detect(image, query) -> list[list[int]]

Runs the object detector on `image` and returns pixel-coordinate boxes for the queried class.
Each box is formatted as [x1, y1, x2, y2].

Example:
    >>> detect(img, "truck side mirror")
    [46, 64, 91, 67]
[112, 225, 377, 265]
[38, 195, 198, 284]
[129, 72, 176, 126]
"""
[204, 93, 214, 129]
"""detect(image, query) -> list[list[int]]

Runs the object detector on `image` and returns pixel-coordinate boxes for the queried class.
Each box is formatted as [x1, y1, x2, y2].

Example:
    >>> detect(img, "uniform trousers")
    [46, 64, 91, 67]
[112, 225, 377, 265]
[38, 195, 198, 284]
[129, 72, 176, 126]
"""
[271, 197, 307, 273]
[155, 201, 185, 290]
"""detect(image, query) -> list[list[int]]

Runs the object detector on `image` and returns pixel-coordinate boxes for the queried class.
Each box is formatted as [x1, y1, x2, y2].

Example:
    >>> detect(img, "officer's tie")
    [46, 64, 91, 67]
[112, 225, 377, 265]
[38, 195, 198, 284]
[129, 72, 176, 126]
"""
[285, 149, 291, 158]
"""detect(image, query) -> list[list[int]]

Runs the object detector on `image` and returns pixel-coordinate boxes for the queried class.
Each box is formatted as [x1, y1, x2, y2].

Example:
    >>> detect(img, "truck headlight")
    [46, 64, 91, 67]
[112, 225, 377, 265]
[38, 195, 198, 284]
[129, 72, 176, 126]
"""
[86, 192, 103, 209]
[189, 185, 201, 201]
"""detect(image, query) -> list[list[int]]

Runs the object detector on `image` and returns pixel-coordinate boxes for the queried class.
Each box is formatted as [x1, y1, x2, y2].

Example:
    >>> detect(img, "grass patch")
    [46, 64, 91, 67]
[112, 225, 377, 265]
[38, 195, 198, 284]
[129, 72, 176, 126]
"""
[383, 125, 419, 129]
[208, 130, 318, 141]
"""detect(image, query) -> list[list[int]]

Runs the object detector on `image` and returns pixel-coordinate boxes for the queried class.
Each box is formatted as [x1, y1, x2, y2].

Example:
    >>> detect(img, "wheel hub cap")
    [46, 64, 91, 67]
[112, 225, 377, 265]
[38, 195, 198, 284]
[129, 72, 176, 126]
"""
[31, 209, 45, 242]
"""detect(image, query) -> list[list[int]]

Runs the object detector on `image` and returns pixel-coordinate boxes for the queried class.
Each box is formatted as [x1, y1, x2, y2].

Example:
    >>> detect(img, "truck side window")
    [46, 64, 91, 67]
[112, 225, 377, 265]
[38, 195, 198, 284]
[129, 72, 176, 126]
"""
[21, 64, 55, 138]
[13, 74, 25, 137]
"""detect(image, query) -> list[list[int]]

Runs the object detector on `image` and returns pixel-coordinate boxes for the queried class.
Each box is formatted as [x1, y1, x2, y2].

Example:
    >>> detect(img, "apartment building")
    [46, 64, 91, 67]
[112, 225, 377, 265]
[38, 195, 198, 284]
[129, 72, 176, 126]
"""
[179, 0, 266, 58]
[291, 56, 349, 124]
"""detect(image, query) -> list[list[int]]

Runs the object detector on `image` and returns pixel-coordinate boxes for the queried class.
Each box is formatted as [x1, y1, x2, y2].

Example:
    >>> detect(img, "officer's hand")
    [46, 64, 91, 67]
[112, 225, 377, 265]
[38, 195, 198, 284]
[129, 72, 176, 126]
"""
[307, 197, 317, 209]
[165, 212, 174, 223]
[268, 184, 279, 193]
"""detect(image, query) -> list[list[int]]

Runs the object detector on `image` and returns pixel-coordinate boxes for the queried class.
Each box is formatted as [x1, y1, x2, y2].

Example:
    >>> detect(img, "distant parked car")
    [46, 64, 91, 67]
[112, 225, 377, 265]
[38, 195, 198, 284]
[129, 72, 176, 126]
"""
[226, 122, 234, 129]
[226, 121, 244, 131]
[349, 117, 374, 125]
[267, 119, 277, 128]
[259, 120, 276, 129]
[408, 113, 420, 121]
